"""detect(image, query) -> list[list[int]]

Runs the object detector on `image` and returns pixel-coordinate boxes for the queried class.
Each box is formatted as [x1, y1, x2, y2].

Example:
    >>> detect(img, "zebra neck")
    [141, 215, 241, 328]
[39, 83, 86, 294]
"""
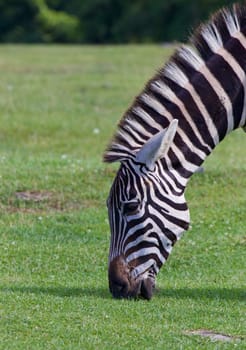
[163, 112, 245, 182]
[162, 32, 246, 180]
[103, 5, 246, 168]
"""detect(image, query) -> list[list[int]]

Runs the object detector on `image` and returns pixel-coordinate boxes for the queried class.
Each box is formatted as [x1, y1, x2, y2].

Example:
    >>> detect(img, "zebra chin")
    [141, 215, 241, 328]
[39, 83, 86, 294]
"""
[108, 255, 156, 300]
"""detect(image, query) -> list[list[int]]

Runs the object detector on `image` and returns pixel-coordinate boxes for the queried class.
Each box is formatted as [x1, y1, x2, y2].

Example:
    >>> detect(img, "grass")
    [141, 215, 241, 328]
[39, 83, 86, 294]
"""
[0, 44, 245, 349]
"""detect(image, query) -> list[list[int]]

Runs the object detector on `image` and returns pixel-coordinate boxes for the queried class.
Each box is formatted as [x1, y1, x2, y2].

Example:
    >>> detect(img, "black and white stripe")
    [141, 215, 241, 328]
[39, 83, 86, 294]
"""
[104, 4, 246, 298]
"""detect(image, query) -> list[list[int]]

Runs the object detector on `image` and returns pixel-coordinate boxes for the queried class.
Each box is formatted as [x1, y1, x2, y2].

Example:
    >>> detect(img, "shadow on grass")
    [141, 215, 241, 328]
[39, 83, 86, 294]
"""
[157, 287, 245, 302]
[0, 285, 111, 299]
[0, 284, 245, 301]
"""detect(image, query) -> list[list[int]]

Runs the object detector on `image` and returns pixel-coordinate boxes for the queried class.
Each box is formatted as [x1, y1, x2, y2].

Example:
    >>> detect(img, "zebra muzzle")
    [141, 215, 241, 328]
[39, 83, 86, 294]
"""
[108, 255, 155, 299]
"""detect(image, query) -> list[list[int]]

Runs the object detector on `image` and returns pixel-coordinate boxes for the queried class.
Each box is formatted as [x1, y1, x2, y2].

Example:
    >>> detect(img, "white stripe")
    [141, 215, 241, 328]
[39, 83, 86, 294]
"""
[165, 62, 189, 87]
[125, 231, 159, 253]
[171, 144, 199, 173]
[141, 93, 167, 119]
[163, 154, 190, 187]
[201, 23, 223, 52]
[232, 31, 246, 50]
[148, 185, 189, 222]
[199, 64, 234, 133]
[164, 63, 219, 145]
[179, 45, 204, 71]
[130, 258, 159, 279]
[133, 106, 161, 131]
[228, 31, 246, 127]
[124, 124, 146, 145]
[178, 40, 236, 135]
[126, 116, 152, 139]
[147, 166, 184, 199]
[148, 206, 187, 236]
[114, 129, 139, 147]
[155, 168, 187, 198]
[223, 10, 240, 36]
[217, 47, 245, 84]
[126, 247, 166, 266]
[123, 219, 152, 243]
[141, 93, 211, 157]
[218, 47, 246, 128]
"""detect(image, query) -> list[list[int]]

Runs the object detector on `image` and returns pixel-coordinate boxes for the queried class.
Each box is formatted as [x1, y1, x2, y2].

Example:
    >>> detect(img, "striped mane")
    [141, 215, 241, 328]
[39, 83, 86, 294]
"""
[104, 3, 246, 163]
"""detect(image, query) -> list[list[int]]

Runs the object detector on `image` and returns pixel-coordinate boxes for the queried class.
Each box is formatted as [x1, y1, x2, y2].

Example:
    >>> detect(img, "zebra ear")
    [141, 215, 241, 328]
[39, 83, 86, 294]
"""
[135, 119, 178, 171]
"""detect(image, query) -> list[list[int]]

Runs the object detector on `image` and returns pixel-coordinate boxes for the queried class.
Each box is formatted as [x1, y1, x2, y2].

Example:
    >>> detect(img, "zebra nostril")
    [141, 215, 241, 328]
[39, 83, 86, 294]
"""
[108, 255, 131, 298]
[110, 281, 129, 299]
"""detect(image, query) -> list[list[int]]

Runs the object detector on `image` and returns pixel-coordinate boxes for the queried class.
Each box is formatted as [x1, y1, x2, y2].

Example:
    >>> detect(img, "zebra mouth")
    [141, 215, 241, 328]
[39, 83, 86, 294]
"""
[138, 273, 156, 300]
[108, 255, 156, 300]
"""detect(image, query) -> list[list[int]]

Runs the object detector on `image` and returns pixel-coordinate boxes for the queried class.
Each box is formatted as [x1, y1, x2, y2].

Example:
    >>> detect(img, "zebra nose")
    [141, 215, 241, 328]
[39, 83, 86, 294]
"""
[109, 279, 129, 299]
[108, 255, 131, 298]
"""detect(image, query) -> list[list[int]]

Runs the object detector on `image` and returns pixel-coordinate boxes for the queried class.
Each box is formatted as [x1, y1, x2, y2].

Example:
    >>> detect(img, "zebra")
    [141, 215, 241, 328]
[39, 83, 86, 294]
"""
[103, 4, 246, 299]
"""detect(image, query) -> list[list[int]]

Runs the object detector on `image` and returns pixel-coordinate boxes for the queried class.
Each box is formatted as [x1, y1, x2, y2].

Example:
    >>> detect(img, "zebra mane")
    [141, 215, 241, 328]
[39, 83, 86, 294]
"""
[103, 3, 246, 163]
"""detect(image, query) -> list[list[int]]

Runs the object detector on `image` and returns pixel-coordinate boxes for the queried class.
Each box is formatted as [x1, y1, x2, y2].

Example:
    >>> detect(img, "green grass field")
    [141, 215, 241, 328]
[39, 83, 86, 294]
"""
[0, 45, 245, 349]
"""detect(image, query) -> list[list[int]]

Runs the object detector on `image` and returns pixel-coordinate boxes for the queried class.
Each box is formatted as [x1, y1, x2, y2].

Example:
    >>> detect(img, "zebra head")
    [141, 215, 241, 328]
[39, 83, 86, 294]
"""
[106, 120, 190, 299]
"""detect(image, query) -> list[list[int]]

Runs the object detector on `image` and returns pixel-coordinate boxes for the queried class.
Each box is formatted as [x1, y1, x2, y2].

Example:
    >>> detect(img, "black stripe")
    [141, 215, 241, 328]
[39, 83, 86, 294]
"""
[124, 222, 153, 247]
[120, 124, 145, 145]
[159, 167, 186, 195]
[148, 202, 189, 232]
[192, 30, 214, 61]
[172, 50, 197, 80]
[127, 253, 163, 270]
[124, 166, 138, 199]
[164, 228, 178, 243]
[164, 78, 216, 149]
[226, 37, 246, 73]
[162, 212, 189, 231]
[167, 149, 193, 178]
[126, 240, 169, 261]
[213, 16, 231, 45]
[146, 207, 182, 242]
[173, 133, 205, 166]
[148, 232, 170, 259]
[233, 85, 244, 129]
[139, 97, 169, 129]
[153, 187, 188, 211]
[190, 72, 228, 141]
[130, 109, 159, 136]
[125, 161, 146, 200]
[150, 87, 211, 156]
[158, 161, 186, 192]
[206, 54, 244, 128]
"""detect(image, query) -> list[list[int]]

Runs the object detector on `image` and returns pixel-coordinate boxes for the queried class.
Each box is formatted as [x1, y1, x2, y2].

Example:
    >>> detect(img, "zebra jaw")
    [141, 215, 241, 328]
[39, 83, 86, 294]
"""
[108, 255, 156, 300]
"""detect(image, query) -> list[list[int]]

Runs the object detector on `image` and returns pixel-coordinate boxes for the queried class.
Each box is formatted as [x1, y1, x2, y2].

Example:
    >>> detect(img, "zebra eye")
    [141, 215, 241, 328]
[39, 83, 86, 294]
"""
[122, 200, 140, 216]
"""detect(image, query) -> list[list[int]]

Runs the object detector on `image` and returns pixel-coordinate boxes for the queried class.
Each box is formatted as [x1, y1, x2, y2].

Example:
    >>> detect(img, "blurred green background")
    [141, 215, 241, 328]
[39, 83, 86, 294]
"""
[0, 0, 237, 44]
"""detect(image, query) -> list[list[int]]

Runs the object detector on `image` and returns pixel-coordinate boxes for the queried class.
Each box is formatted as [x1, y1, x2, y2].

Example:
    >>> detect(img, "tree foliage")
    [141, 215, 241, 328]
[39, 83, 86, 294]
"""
[0, 0, 237, 43]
